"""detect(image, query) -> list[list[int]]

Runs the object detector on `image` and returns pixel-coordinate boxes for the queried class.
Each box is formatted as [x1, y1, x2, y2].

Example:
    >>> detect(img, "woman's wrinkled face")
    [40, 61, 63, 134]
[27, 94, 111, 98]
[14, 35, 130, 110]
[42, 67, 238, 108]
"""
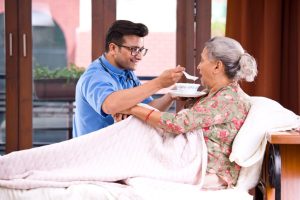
[196, 48, 217, 89]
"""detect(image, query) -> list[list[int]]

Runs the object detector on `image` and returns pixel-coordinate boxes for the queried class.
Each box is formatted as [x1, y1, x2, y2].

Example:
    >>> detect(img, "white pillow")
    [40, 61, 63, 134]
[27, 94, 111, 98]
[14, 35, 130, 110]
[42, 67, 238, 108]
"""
[230, 96, 300, 166]
[235, 158, 263, 190]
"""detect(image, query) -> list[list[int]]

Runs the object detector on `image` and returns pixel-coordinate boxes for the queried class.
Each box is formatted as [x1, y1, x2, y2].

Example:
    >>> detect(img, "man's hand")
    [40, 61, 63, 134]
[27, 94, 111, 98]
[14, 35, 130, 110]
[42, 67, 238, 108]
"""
[155, 65, 185, 88]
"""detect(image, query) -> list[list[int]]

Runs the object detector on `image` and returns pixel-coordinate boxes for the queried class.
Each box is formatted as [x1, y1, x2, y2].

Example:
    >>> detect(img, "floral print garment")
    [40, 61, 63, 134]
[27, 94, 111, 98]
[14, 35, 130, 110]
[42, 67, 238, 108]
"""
[160, 83, 251, 187]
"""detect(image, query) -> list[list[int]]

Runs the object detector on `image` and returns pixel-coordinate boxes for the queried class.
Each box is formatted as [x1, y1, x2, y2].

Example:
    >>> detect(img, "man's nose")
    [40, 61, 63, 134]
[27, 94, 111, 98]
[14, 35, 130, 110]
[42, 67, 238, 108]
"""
[134, 52, 143, 59]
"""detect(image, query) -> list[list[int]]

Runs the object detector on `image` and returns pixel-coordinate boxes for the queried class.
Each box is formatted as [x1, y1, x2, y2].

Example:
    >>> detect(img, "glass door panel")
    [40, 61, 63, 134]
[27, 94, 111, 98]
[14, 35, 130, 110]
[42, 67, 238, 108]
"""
[32, 0, 91, 145]
[211, 0, 227, 37]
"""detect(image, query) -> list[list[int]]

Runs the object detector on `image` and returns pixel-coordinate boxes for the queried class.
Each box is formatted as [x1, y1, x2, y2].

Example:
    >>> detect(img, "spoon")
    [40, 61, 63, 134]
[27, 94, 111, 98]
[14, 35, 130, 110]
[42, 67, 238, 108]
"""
[182, 71, 199, 81]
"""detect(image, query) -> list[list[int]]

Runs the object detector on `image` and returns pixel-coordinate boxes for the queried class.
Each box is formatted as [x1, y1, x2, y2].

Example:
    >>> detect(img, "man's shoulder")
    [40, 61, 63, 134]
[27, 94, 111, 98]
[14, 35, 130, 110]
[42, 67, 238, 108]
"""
[83, 60, 111, 78]
[86, 59, 102, 71]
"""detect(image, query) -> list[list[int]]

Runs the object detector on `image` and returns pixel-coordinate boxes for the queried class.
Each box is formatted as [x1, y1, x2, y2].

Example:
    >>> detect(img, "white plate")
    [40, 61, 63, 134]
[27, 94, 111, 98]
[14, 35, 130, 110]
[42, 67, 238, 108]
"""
[169, 90, 207, 98]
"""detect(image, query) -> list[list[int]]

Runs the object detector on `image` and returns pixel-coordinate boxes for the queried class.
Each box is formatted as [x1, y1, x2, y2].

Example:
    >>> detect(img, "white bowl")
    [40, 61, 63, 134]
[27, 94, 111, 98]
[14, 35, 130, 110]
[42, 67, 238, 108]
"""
[175, 83, 200, 94]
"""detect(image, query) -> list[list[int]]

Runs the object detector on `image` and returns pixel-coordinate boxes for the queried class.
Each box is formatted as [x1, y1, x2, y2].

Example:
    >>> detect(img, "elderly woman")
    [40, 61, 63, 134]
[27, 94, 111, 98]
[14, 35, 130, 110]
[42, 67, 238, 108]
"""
[0, 36, 257, 191]
[119, 36, 258, 188]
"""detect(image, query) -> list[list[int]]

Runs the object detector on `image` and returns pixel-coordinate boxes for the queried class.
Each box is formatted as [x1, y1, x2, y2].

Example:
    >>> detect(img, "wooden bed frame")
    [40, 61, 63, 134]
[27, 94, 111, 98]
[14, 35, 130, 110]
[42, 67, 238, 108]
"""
[255, 130, 300, 200]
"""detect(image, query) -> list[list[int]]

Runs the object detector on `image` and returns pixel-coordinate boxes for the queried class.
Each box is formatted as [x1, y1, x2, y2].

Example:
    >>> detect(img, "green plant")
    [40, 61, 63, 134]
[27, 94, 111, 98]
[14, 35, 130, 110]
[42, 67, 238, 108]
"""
[34, 63, 85, 80]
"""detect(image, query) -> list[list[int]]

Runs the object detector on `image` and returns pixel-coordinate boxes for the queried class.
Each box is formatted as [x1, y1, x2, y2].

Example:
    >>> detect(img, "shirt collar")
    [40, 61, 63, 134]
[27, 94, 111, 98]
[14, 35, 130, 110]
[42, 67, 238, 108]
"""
[100, 54, 129, 77]
[208, 82, 239, 97]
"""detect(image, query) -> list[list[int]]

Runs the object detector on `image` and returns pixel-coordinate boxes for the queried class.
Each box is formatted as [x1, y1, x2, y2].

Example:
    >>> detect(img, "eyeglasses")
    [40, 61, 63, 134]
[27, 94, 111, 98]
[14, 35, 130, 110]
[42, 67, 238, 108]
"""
[115, 43, 148, 56]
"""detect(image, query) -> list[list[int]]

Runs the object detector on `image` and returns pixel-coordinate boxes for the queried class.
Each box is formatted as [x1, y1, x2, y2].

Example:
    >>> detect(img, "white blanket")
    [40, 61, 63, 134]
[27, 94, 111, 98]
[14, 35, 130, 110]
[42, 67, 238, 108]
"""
[0, 116, 207, 190]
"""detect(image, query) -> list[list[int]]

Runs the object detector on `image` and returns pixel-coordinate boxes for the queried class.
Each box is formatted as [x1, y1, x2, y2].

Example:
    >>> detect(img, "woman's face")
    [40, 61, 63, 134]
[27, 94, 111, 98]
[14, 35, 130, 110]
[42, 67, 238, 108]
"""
[196, 48, 217, 89]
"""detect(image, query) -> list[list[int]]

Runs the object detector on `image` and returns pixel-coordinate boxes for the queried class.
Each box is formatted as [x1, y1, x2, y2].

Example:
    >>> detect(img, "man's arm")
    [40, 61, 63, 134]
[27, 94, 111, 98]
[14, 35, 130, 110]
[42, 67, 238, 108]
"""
[102, 66, 184, 115]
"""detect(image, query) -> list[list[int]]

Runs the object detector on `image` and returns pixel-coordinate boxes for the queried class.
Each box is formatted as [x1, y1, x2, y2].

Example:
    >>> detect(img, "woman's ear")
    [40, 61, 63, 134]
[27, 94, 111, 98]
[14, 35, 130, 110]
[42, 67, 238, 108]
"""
[213, 60, 224, 73]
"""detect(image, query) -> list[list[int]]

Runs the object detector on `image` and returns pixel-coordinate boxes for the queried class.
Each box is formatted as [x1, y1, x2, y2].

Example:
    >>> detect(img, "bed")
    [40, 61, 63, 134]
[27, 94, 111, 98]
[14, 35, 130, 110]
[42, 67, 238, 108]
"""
[0, 97, 299, 200]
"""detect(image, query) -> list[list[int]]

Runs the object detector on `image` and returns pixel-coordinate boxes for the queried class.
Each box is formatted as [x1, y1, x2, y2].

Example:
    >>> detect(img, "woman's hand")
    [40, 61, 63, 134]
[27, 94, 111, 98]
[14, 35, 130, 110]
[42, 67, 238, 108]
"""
[113, 113, 130, 123]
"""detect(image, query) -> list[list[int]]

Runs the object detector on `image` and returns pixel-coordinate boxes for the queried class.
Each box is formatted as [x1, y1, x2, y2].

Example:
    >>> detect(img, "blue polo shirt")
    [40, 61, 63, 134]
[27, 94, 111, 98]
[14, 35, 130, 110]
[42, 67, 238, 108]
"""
[72, 55, 153, 137]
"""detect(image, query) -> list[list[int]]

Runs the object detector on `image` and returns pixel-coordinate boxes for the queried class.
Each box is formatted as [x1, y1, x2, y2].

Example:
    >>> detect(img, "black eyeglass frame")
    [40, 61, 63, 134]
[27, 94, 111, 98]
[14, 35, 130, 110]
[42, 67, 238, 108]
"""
[114, 43, 148, 56]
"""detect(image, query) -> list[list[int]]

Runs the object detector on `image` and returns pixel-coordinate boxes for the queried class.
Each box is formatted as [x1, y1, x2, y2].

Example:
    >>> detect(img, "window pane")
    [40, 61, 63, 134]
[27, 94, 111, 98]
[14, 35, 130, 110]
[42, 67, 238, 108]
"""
[32, 0, 91, 146]
[211, 0, 227, 37]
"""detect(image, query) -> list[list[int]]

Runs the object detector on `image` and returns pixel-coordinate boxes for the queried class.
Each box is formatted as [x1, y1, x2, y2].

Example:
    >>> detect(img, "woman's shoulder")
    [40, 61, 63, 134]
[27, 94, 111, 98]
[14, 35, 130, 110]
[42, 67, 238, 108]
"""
[217, 84, 251, 106]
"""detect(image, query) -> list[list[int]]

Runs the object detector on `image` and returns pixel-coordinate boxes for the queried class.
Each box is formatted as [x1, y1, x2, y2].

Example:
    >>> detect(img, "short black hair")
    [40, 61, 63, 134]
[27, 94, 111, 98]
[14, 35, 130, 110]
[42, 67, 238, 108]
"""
[105, 20, 149, 52]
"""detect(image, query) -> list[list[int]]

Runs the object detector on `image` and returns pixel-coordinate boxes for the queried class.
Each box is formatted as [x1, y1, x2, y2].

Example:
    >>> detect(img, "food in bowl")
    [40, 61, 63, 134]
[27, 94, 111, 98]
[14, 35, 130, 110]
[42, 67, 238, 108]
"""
[175, 83, 200, 94]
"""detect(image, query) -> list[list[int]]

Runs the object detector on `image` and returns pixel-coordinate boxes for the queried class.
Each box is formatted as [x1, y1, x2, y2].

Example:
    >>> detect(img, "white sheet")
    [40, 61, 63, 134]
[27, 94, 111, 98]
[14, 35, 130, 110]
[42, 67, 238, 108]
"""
[0, 181, 253, 200]
[0, 182, 140, 200]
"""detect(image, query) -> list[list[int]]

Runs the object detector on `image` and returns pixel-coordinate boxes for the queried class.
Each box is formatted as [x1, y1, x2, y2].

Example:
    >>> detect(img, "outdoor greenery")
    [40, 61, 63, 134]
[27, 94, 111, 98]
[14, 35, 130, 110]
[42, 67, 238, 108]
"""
[33, 63, 85, 80]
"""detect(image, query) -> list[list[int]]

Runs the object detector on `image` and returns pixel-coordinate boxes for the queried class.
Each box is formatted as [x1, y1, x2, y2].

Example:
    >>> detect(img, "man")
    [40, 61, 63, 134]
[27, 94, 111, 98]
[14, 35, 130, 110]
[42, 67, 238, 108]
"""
[73, 20, 184, 137]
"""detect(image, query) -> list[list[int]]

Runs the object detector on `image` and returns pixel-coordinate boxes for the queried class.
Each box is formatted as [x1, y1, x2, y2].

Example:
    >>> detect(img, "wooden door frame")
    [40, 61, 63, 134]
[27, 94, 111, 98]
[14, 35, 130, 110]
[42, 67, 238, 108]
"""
[91, 0, 116, 60]
[177, 0, 211, 76]
[5, 0, 32, 153]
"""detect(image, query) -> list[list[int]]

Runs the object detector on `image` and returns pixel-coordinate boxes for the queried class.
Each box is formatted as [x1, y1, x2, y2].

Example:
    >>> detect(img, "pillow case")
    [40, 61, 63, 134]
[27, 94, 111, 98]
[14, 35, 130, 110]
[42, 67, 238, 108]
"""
[230, 96, 300, 167]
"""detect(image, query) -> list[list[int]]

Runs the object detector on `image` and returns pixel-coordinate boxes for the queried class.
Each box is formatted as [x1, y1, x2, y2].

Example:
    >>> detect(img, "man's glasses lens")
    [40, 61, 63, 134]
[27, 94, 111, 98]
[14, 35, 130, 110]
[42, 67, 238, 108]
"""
[131, 47, 148, 56]
[115, 43, 148, 56]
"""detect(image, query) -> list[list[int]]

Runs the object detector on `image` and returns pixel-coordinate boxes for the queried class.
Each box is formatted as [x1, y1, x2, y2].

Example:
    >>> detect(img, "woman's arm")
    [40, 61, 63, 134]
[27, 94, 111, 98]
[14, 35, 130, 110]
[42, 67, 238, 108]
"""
[122, 105, 194, 135]
[123, 90, 244, 134]
[125, 106, 162, 128]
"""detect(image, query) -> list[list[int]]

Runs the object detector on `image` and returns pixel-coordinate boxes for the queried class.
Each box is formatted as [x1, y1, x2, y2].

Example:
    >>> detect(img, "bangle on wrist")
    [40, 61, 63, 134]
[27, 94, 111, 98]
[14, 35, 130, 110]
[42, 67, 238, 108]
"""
[145, 109, 155, 122]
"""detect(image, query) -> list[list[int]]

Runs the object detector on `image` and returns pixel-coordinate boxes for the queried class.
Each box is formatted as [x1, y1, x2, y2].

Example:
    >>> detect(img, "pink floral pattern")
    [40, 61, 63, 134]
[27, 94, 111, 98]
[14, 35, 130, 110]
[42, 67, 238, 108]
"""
[160, 83, 251, 187]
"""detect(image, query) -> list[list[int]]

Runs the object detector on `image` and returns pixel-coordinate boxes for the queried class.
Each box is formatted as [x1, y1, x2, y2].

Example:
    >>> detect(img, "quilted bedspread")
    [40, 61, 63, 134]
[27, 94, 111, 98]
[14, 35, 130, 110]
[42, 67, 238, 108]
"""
[0, 116, 207, 190]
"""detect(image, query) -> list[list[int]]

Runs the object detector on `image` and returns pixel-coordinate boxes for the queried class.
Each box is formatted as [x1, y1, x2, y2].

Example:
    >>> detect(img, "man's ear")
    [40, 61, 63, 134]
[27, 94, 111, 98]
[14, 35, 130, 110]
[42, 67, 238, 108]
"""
[108, 43, 118, 54]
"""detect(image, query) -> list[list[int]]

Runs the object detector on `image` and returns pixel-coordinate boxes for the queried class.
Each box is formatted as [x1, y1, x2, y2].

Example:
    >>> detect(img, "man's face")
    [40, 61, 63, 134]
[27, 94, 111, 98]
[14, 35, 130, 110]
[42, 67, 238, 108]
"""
[110, 35, 146, 71]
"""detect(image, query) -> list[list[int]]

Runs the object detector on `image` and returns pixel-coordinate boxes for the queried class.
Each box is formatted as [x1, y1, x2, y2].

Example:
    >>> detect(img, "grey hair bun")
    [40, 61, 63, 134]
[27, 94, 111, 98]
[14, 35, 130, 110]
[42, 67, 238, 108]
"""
[236, 53, 258, 82]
